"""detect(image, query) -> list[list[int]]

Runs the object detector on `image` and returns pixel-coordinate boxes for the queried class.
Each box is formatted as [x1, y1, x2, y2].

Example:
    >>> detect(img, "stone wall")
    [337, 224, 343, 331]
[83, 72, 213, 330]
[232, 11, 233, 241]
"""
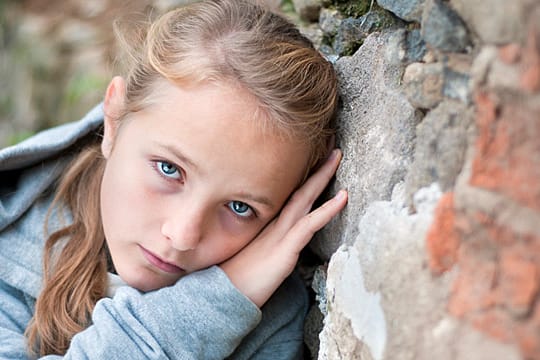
[300, 0, 540, 359]
[2, 0, 539, 359]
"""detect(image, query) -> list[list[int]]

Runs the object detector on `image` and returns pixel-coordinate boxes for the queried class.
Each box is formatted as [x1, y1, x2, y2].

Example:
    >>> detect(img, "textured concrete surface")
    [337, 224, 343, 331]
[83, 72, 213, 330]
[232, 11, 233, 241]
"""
[310, 30, 419, 261]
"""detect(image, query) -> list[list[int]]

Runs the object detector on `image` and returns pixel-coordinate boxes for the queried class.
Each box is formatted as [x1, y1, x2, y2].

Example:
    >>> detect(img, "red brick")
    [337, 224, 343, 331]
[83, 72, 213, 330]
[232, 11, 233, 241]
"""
[447, 208, 540, 357]
[465, 214, 539, 316]
[516, 302, 540, 359]
[517, 320, 540, 360]
[448, 243, 497, 317]
[470, 94, 540, 211]
[425, 192, 460, 274]
[498, 249, 539, 316]
[471, 308, 515, 343]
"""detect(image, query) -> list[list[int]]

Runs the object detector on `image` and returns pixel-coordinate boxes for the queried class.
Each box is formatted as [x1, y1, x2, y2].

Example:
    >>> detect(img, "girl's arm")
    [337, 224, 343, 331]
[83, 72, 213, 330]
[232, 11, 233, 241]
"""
[0, 267, 261, 359]
[65, 267, 261, 359]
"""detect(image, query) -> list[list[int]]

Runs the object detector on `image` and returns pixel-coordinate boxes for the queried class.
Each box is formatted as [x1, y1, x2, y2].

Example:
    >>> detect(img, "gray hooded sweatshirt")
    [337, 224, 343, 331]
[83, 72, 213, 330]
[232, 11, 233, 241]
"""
[0, 104, 308, 359]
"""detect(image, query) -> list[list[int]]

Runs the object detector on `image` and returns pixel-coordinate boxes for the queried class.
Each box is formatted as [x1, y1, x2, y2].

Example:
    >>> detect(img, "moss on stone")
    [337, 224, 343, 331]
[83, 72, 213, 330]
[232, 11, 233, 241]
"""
[331, 0, 371, 17]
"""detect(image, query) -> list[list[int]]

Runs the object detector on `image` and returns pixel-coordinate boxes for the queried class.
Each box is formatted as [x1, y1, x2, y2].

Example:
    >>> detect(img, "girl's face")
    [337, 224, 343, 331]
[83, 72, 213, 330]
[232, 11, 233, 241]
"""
[100, 79, 311, 292]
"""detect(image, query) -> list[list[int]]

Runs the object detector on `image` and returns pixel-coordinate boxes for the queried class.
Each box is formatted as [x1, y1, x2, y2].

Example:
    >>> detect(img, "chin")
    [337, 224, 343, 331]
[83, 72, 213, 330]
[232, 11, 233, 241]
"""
[119, 268, 173, 293]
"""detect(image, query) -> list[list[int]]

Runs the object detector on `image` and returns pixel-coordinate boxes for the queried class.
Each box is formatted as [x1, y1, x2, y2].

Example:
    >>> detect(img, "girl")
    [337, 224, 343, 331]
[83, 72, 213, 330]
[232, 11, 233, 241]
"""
[0, 0, 347, 358]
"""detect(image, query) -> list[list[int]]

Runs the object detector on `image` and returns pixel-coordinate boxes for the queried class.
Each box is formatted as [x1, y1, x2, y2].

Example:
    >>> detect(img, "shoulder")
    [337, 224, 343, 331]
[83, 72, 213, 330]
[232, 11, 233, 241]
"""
[0, 103, 104, 232]
[0, 103, 104, 298]
[0, 187, 56, 298]
[0, 103, 104, 172]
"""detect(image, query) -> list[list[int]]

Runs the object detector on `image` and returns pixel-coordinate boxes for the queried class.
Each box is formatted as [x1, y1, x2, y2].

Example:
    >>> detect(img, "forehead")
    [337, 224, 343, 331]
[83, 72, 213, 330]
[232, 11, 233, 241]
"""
[121, 80, 310, 201]
[142, 79, 292, 154]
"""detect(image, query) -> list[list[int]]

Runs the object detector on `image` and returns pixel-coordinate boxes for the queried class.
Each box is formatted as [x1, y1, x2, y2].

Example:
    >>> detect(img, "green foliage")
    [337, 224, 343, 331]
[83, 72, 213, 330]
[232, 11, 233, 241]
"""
[7, 131, 34, 146]
[341, 39, 364, 56]
[64, 73, 108, 106]
[281, 0, 295, 14]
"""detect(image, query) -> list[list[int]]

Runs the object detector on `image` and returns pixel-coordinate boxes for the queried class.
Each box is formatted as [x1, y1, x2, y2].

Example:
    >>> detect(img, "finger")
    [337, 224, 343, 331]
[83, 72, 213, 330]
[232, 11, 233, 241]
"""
[282, 189, 348, 254]
[278, 149, 342, 228]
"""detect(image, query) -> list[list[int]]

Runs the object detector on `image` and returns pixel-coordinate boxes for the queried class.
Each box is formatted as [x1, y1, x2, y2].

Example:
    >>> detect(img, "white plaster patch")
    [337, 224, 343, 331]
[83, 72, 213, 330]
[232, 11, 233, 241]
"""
[326, 245, 387, 360]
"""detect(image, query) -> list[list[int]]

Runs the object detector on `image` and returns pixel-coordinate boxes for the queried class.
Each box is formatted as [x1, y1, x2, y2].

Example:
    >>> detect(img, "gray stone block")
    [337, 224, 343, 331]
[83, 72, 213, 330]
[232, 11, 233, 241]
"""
[421, 0, 470, 52]
[377, 0, 425, 22]
[310, 31, 419, 260]
[450, 0, 526, 45]
[404, 100, 472, 205]
[403, 62, 445, 109]
[318, 8, 342, 35]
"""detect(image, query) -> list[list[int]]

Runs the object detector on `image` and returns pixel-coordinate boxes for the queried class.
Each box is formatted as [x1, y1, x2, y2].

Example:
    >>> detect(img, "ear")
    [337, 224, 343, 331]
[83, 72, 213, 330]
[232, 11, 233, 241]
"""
[102, 76, 126, 159]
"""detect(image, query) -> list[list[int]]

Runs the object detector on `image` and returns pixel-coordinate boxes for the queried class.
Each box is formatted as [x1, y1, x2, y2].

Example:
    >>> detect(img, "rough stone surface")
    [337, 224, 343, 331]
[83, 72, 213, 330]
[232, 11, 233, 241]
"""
[442, 67, 471, 104]
[332, 17, 365, 56]
[310, 31, 419, 260]
[313, 0, 539, 358]
[404, 100, 472, 202]
[319, 184, 522, 360]
[302, 265, 328, 358]
[332, 11, 403, 56]
[376, 0, 425, 23]
[318, 8, 342, 35]
[403, 62, 445, 109]
[402, 29, 427, 64]
[421, 0, 470, 52]
[304, 305, 324, 358]
[450, 0, 527, 45]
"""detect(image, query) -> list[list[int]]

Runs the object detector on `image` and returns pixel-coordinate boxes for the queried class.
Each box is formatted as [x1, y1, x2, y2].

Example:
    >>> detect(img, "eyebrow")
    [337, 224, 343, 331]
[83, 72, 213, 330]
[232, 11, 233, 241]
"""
[153, 142, 199, 172]
[235, 192, 275, 211]
[153, 141, 276, 211]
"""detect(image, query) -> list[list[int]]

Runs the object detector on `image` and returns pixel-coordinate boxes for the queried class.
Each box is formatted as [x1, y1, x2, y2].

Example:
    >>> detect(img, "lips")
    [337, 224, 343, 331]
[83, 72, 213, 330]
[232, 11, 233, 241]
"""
[139, 245, 185, 274]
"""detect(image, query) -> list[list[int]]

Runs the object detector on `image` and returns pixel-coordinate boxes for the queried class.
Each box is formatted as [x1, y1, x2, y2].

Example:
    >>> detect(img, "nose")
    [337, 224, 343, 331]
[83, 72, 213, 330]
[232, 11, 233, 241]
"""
[161, 204, 206, 251]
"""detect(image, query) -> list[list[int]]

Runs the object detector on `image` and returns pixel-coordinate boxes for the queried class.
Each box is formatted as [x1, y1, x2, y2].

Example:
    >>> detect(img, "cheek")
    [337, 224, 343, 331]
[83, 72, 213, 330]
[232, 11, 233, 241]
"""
[219, 209, 247, 236]
[209, 210, 264, 259]
[100, 162, 156, 236]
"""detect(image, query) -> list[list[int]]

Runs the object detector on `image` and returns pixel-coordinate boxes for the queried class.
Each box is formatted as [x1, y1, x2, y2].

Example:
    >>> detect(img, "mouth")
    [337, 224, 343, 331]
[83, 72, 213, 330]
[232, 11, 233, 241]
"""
[139, 245, 185, 274]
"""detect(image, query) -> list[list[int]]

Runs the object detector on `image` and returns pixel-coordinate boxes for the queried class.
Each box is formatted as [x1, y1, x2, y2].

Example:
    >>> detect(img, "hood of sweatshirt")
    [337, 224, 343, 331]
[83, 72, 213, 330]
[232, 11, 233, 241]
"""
[0, 103, 103, 296]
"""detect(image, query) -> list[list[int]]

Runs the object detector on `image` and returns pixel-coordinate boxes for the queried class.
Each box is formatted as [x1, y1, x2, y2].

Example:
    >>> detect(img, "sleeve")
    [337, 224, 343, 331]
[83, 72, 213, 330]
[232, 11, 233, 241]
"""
[228, 271, 309, 360]
[0, 278, 35, 359]
[0, 266, 262, 360]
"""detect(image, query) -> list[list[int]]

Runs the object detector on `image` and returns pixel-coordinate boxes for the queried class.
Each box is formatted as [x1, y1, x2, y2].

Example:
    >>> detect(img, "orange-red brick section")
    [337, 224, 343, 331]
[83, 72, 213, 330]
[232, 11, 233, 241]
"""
[425, 192, 459, 274]
[426, 16, 540, 359]
[470, 90, 540, 212]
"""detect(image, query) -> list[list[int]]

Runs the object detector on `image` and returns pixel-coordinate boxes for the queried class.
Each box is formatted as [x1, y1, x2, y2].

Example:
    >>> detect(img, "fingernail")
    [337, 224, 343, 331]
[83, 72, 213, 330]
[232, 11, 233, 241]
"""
[328, 148, 340, 161]
[335, 190, 346, 200]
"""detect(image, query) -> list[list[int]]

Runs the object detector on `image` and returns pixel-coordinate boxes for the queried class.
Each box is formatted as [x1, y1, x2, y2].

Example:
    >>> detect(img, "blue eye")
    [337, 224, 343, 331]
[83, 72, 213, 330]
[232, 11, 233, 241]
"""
[156, 161, 181, 180]
[228, 201, 253, 218]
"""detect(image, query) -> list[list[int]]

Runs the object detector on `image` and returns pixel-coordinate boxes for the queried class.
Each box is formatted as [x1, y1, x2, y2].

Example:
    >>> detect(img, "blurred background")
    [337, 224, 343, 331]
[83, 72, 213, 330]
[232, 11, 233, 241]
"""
[0, 0, 284, 148]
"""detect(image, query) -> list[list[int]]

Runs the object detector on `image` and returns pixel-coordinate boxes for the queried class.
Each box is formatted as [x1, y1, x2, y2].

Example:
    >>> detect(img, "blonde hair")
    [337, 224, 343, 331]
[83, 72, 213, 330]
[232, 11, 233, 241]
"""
[26, 0, 339, 355]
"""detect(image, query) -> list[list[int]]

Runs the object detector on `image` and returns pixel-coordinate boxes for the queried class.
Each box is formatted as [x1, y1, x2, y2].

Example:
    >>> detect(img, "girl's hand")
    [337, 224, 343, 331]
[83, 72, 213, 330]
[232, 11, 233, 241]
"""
[220, 149, 348, 307]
